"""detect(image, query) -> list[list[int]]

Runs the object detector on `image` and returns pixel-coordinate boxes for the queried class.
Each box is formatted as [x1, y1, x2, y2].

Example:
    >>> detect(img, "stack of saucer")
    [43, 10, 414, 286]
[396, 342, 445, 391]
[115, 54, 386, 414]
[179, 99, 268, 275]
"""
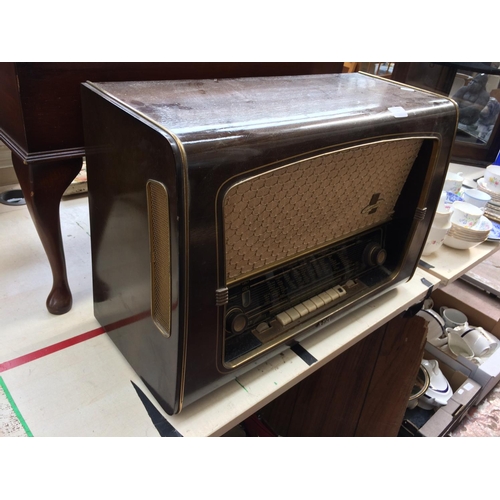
[477, 179, 500, 222]
[484, 202, 500, 223]
[444, 214, 493, 249]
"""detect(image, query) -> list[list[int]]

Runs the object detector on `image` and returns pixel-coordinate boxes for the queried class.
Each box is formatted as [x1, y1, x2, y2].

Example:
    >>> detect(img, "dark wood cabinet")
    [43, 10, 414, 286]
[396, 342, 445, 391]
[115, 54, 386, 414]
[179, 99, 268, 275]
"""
[0, 62, 343, 315]
[258, 313, 427, 436]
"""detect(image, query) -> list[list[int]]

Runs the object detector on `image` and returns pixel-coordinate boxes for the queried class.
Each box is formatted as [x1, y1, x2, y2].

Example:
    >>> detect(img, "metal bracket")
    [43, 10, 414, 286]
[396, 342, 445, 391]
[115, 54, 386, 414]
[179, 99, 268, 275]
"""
[215, 287, 228, 306]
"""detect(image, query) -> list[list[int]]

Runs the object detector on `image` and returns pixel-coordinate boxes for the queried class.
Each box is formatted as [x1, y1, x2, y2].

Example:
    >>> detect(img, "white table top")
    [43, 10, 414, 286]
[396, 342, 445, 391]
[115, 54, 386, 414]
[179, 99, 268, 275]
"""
[419, 241, 500, 288]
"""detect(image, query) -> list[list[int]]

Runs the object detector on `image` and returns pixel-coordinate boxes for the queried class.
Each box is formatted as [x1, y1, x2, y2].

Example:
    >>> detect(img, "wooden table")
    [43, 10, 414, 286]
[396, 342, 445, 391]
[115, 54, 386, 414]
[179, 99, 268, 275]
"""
[0, 62, 343, 315]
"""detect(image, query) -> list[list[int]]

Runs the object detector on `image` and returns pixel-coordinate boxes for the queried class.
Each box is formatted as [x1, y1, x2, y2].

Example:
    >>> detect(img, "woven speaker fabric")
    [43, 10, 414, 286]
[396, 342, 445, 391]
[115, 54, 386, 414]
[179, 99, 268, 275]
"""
[147, 180, 171, 337]
[223, 139, 423, 283]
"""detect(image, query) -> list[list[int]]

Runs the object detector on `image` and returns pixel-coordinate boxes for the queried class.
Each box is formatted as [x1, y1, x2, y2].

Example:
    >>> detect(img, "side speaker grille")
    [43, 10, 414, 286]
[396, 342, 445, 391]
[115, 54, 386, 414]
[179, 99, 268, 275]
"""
[147, 180, 171, 337]
[223, 138, 423, 283]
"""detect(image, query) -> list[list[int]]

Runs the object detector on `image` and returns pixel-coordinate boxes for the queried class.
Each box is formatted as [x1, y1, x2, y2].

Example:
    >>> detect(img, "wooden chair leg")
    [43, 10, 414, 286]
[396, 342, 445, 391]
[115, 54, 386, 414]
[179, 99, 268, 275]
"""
[12, 153, 83, 314]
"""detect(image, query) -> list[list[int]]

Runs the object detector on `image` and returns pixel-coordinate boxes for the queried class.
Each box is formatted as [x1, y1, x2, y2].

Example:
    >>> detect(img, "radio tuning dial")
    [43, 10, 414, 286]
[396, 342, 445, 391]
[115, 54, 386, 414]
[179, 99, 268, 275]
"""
[226, 309, 248, 335]
[363, 242, 387, 267]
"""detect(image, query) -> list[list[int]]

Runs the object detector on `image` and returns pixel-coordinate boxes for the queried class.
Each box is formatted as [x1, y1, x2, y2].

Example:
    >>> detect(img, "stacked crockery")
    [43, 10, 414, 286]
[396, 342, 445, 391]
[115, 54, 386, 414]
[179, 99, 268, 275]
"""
[422, 191, 453, 256]
[476, 164, 500, 223]
[484, 198, 500, 223]
[444, 201, 493, 249]
[477, 164, 500, 219]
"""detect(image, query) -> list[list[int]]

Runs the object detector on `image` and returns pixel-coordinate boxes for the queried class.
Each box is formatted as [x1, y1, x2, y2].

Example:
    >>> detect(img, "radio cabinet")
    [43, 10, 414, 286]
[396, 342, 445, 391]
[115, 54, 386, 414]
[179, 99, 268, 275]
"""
[82, 73, 457, 414]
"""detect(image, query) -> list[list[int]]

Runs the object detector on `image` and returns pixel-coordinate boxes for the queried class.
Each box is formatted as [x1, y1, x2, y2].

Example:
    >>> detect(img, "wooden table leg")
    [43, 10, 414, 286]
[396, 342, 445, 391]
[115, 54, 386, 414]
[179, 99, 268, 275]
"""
[12, 153, 83, 315]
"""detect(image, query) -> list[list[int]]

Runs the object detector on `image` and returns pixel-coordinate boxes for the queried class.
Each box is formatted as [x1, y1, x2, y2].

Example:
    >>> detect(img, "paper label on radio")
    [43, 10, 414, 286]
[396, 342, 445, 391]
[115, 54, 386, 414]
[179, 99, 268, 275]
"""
[388, 106, 408, 118]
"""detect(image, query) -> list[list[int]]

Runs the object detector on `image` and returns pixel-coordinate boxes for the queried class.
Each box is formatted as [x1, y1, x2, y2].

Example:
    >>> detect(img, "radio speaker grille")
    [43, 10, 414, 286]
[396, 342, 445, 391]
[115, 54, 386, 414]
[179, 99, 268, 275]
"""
[223, 138, 423, 283]
[147, 180, 171, 337]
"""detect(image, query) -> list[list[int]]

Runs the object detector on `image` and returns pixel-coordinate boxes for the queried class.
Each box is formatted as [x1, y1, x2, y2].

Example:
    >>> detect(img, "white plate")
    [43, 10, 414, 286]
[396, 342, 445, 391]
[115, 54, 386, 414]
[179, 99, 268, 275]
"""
[478, 178, 500, 200]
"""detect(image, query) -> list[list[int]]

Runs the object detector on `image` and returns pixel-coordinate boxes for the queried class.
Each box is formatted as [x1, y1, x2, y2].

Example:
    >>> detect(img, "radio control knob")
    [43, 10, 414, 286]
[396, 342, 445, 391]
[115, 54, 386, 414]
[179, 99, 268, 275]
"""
[226, 309, 248, 335]
[363, 243, 387, 267]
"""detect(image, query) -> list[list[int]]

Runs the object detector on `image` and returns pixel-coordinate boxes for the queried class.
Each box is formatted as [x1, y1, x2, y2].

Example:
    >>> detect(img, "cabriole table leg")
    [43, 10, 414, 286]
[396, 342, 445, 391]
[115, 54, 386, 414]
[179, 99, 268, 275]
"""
[12, 153, 83, 315]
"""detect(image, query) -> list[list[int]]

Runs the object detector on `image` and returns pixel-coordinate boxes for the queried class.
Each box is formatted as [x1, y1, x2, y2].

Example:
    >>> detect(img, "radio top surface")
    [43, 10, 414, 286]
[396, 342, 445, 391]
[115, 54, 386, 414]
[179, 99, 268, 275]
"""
[87, 73, 456, 145]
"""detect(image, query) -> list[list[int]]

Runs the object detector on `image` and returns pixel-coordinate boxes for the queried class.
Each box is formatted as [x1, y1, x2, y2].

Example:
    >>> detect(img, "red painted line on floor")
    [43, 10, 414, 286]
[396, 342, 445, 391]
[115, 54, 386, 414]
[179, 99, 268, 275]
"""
[0, 310, 151, 373]
[0, 327, 105, 373]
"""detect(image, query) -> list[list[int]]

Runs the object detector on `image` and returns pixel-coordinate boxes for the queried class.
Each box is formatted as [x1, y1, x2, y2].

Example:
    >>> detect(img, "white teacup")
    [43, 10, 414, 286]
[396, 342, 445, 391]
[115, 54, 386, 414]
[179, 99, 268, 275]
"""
[446, 328, 475, 359]
[444, 172, 463, 194]
[462, 188, 491, 209]
[457, 326, 492, 357]
[432, 208, 453, 229]
[422, 225, 449, 256]
[451, 201, 483, 228]
[475, 327, 499, 355]
[485, 165, 500, 194]
[440, 306, 468, 329]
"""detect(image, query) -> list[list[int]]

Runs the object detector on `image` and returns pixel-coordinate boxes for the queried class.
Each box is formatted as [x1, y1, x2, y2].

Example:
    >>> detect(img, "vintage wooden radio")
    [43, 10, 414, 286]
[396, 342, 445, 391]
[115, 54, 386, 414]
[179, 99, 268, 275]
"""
[81, 73, 457, 414]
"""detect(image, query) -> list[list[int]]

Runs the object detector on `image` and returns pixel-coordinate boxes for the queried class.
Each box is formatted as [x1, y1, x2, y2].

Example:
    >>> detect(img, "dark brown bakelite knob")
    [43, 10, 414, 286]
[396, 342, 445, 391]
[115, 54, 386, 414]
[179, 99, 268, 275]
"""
[363, 243, 387, 267]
